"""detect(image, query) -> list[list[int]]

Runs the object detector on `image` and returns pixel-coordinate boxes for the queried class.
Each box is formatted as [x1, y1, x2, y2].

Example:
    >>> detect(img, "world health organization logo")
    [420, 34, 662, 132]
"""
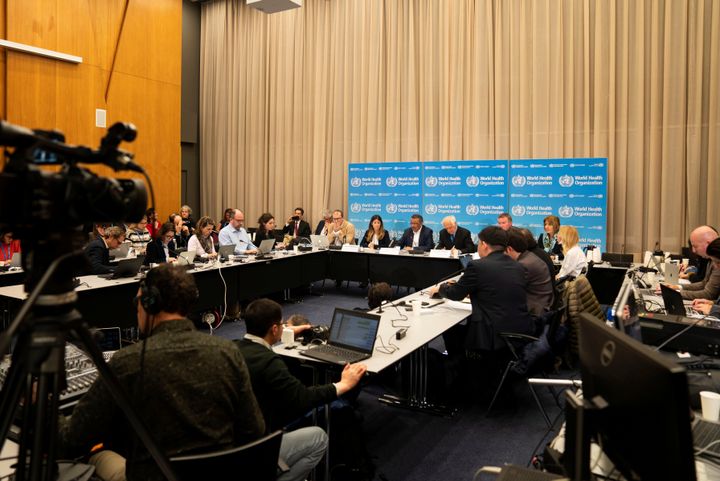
[350, 203, 362, 214]
[559, 175, 574, 187]
[466, 204, 479, 216]
[425, 176, 438, 188]
[385, 203, 398, 214]
[386, 176, 398, 188]
[558, 205, 574, 218]
[466, 176, 480, 188]
[350, 177, 362, 188]
[511, 205, 526, 217]
[425, 204, 438, 215]
[511, 175, 526, 187]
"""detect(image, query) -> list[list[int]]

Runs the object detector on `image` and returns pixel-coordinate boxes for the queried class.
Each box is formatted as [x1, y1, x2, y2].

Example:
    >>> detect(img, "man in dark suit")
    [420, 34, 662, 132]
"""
[506, 227, 554, 317]
[235, 298, 366, 481]
[398, 214, 434, 251]
[429, 226, 534, 352]
[282, 207, 312, 239]
[85, 226, 125, 275]
[437, 215, 475, 253]
[314, 209, 333, 236]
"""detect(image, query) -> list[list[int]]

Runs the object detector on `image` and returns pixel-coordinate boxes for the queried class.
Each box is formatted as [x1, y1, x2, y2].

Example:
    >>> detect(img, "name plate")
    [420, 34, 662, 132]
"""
[379, 247, 401, 255]
[341, 244, 361, 252]
[429, 249, 452, 258]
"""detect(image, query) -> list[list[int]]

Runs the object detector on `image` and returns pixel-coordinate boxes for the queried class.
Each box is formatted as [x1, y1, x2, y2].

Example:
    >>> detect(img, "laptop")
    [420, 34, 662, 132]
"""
[300, 308, 381, 365]
[109, 242, 130, 260]
[664, 261, 680, 285]
[178, 250, 196, 266]
[660, 283, 694, 316]
[10, 252, 21, 267]
[310, 234, 329, 249]
[218, 244, 236, 261]
[99, 256, 143, 279]
[257, 239, 276, 256]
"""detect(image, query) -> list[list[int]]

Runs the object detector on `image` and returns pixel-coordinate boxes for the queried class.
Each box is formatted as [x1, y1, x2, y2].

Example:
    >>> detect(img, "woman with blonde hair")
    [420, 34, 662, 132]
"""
[556, 225, 586, 279]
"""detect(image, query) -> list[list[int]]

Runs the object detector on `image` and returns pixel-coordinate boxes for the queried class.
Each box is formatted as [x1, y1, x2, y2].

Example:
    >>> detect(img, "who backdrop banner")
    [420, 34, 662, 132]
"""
[422, 160, 508, 242]
[348, 162, 423, 240]
[508, 158, 607, 252]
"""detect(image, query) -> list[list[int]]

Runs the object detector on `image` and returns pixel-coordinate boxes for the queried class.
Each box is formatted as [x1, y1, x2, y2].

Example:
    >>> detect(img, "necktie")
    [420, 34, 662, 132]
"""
[294, 222, 299, 236]
[450, 234, 455, 244]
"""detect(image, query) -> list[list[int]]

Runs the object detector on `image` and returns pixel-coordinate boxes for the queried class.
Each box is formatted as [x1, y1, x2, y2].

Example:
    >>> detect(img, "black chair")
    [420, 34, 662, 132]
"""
[486, 307, 567, 429]
[169, 430, 283, 481]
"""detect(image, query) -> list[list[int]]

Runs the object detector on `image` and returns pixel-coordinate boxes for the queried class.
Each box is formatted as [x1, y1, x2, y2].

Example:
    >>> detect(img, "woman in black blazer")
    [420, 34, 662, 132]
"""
[255, 213, 280, 244]
[537, 215, 564, 259]
[144, 222, 178, 264]
[360, 215, 391, 249]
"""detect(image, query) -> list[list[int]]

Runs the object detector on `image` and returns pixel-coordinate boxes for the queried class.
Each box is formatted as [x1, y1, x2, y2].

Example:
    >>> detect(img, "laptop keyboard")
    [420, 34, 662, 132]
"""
[303, 344, 367, 364]
[694, 419, 720, 457]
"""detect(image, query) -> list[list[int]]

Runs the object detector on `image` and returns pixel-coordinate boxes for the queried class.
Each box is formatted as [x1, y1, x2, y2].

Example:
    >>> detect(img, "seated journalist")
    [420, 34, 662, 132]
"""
[236, 298, 367, 481]
[85, 226, 125, 275]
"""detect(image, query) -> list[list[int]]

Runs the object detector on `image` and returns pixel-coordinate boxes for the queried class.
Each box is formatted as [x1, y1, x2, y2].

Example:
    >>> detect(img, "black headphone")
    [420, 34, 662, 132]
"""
[139, 271, 164, 315]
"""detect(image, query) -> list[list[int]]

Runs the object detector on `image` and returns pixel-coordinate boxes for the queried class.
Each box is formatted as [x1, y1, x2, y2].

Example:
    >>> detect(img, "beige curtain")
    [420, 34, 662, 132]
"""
[200, 0, 720, 254]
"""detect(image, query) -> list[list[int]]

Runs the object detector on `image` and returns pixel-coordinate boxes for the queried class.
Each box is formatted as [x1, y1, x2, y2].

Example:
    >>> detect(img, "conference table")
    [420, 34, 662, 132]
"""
[0, 249, 467, 330]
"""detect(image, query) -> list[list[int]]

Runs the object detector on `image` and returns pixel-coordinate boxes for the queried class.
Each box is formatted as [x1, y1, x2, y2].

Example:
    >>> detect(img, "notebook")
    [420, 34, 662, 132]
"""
[99, 256, 143, 279]
[310, 235, 329, 249]
[300, 308, 381, 365]
[660, 283, 695, 317]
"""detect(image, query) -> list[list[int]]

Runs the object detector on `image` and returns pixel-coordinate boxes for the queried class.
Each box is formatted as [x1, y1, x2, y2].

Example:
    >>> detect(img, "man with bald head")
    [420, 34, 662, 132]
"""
[218, 209, 258, 255]
[437, 216, 475, 254]
[670, 226, 720, 300]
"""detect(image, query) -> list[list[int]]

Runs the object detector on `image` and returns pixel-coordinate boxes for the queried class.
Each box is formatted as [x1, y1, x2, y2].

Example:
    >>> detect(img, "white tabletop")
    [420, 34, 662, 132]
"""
[274, 282, 469, 374]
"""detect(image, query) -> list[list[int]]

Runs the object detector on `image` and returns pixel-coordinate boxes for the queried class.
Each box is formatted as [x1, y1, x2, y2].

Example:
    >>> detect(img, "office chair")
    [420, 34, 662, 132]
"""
[169, 430, 283, 481]
[486, 307, 567, 429]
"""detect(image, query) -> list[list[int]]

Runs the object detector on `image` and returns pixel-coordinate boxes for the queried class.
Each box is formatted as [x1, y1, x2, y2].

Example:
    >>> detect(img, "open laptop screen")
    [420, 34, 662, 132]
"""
[328, 309, 380, 352]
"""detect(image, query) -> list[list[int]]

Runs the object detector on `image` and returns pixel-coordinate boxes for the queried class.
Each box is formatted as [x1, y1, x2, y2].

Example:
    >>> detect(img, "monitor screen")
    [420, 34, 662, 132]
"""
[577, 313, 696, 481]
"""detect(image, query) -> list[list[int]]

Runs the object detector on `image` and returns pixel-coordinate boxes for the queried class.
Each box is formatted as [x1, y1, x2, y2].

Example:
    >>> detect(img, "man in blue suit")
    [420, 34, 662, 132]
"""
[398, 214, 434, 251]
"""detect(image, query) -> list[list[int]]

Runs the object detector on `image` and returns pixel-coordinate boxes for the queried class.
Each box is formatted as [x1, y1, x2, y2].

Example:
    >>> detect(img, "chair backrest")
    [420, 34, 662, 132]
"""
[169, 430, 283, 481]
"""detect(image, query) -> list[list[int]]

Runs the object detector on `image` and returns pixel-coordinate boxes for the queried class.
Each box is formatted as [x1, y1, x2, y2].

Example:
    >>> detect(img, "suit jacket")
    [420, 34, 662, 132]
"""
[282, 220, 311, 238]
[398, 225, 434, 251]
[438, 226, 475, 253]
[314, 220, 328, 236]
[681, 261, 720, 300]
[517, 251, 554, 316]
[144, 238, 177, 265]
[359, 230, 392, 248]
[439, 250, 534, 350]
[235, 339, 337, 431]
[84, 237, 113, 275]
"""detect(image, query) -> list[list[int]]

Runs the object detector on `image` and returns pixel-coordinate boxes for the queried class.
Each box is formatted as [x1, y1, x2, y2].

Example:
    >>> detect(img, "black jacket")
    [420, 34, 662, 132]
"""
[144, 238, 177, 265]
[398, 225, 434, 251]
[438, 226, 475, 254]
[283, 220, 311, 238]
[439, 250, 534, 350]
[85, 237, 113, 275]
[359, 230, 392, 248]
[235, 339, 337, 431]
[537, 233, 564, 259]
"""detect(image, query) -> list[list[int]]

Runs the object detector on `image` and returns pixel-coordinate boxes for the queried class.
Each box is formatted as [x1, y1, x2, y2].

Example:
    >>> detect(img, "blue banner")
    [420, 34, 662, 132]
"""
[422, 160, 508, 242]
[348, 162, 423, 240]
[508, 158, 607, 252]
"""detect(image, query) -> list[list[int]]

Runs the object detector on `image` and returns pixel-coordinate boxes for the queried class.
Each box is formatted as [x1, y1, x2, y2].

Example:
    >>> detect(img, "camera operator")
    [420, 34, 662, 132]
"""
[58, 264, 264, 481]
[85, 226, 125, 275]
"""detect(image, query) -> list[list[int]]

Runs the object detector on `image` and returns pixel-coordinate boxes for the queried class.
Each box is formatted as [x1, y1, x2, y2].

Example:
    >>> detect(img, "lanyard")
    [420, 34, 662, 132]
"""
[1, 243, 10, 261]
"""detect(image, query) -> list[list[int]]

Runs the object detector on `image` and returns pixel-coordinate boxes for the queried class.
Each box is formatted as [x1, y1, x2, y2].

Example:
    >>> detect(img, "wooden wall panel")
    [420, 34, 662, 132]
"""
[2, 0, 181, 221]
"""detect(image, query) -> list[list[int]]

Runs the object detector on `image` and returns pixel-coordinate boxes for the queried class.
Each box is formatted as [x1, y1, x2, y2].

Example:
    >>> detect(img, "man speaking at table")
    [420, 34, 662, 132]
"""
[398, 214, 434, 252]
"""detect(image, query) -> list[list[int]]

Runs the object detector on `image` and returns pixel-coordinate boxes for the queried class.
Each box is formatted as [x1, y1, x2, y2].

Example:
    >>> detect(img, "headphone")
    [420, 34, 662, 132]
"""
[139, 271, 164, 315]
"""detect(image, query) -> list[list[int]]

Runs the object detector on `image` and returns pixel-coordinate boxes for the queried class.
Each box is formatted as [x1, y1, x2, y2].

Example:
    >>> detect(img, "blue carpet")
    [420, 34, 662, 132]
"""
[211, 281, 566, 481]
